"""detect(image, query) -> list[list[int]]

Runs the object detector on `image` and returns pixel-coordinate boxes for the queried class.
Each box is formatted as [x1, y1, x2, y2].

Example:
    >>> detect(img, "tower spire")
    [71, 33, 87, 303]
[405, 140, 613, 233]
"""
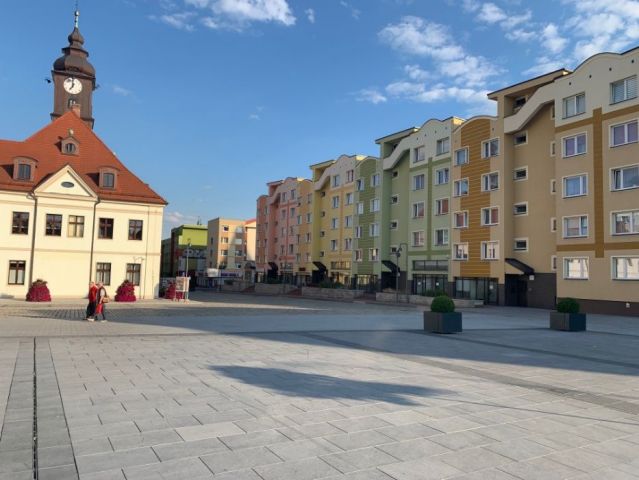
[74, 1, 80, 28]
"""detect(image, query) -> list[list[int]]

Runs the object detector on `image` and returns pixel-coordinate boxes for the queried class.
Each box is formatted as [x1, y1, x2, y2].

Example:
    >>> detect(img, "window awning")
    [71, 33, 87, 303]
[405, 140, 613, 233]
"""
[382, 260, 400, 274]
[313, 261, 328, 272]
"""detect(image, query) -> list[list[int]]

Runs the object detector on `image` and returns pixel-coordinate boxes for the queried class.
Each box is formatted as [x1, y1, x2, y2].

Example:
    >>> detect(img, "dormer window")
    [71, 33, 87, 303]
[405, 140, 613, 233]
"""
[12, 157, 36, 182]
[61, 135, 80, 156]
[99, 168, 117, 189]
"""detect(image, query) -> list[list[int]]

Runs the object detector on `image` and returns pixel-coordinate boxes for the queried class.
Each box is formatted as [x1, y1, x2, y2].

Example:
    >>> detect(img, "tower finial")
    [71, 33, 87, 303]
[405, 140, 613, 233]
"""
[74, 1, 80, 28]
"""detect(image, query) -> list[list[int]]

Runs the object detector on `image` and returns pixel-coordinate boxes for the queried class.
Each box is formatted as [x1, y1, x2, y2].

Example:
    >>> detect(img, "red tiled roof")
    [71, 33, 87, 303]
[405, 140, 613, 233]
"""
[0, 111, 167, 205]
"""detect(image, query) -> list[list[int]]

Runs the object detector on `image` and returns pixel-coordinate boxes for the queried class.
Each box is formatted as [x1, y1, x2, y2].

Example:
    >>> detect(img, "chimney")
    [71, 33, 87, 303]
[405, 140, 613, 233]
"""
[71, 103, 82, 117]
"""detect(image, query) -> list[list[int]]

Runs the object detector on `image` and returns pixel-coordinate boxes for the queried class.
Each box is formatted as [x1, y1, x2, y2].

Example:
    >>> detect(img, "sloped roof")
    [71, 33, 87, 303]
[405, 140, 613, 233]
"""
[0, 111, 166, 205]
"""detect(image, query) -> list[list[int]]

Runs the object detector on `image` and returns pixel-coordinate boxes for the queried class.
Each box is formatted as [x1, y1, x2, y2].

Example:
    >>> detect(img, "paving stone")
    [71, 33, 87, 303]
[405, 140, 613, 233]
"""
[484, 437, 555, 461]
[38, 445, 76, 469]
[254, 457, 340, 480]
[200, 446, 282, 474]
[153, 438, 228, 462]
[75, 447, 159, 475]
[123, 457, 213, 480]
[212, 468, 263, 480]
[330, 416, 392, 433]
[379, 456, 465, 480]
[321, 446, 398, 473]
[377, 437, 451, 461]
[266, 437, 342, 461]
[438, 446, 514, 473]
[325, 430, 394, 451]
[38, 464, 79, 480]
[176, 422, 244, 441]
[219, 429, 291, 450]
[78, 469, 126, 480]
[375, 423, 443, 441]
[109, 429, 182, 451]
[429, 430, 496, 451]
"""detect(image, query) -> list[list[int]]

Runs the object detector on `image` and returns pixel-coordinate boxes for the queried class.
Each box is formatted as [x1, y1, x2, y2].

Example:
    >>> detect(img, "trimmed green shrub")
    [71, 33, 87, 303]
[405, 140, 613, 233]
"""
[557, 297, 580, 314]
[318, 280, 345, 289]
[430, 295, 455, 313]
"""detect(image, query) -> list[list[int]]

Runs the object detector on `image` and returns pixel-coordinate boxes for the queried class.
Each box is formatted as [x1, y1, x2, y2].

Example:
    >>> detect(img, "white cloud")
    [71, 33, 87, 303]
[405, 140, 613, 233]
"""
[112, 85, 133, 97]
[249, 113, 260, 120]
[404, 64, 433, 81]
[476, 2, 507, 23]
[340, 1, 361, 20]
[522, 56, 564, 76]
[157, 0, 296, 31]
[151, 12, 196, 31]
[305, 8, 315, 24]
[379, 16, 502, 88]
[541, 24, 567, 54]
[164, 211, 198, 227]
[356, 88, 387, 104]
[379, 17, 465, 60]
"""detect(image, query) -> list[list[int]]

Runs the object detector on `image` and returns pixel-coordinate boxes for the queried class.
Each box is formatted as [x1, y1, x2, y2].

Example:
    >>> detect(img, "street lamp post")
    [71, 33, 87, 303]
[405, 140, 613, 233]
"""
[185, 240, 191, 302]
[392, 242, 409, 303]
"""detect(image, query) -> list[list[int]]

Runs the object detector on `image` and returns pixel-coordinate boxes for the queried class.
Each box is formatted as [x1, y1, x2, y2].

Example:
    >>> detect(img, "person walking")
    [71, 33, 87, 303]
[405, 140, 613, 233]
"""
[95, 282, 109, 322]
[86, 281, 98, 321]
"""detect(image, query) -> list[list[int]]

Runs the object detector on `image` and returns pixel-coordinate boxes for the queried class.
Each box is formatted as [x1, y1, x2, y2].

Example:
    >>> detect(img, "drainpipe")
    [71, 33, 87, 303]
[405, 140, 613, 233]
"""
[88, 197, 100, 285]
[27, 192, 38, 287]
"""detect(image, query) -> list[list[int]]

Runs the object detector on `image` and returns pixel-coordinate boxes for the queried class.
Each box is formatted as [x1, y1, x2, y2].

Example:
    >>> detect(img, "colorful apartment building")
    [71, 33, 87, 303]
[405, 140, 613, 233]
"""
[162, 224, 208, 278]
[375, 118, 464, 295]
[310, 155, 372, 285]
[255, 177, 313, 284]
[206, 217, 251, 277]
[352, 155, 382, 290]
[251, 46, 638, 315]
[449, 47, 639, 314]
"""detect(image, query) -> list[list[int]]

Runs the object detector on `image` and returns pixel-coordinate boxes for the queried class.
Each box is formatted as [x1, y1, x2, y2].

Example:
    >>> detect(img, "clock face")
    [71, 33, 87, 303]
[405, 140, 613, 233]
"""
[63, 77, 83, 94]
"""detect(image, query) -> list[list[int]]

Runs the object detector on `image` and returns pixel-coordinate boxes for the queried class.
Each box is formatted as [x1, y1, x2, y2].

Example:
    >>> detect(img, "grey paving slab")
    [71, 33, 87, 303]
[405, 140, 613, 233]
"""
[1, 296, 638, 480]
[123, 458, 213, 480]
[253, 457, 340, 480]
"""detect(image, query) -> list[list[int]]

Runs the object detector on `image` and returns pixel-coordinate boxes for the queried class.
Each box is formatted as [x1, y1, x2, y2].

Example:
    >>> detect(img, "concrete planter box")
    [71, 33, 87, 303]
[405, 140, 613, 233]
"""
[301, 287, 363, 300]
[409, 295, 431, 306]
[254, 284, 297, 295]
[549, 312, 586, 331]
[221, 282, 250, 293]
[423, 311, 462, 334]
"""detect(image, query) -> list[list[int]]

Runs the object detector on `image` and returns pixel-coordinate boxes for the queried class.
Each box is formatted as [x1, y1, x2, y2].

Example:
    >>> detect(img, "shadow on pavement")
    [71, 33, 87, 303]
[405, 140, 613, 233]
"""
[210, 365, 449, 406]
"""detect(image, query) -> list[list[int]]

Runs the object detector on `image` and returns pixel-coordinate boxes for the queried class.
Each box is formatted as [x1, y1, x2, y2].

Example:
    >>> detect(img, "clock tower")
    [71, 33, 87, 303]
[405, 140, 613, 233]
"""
[51, 10, 96, 128]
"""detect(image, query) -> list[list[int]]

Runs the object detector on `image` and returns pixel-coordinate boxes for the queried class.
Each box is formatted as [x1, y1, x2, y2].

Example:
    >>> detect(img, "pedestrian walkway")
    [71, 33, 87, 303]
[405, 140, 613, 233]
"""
[0, 293, 637, 479]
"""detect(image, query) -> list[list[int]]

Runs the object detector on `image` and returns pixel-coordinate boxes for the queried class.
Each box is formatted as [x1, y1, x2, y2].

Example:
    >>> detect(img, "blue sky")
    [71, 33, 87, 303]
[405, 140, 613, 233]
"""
[1, 0, 637, 237]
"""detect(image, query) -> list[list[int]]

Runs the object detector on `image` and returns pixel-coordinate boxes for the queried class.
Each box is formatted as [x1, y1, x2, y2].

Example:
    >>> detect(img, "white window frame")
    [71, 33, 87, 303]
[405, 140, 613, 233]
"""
[611, 209, 639, 235]
[453, 211, 468, 229]
[435, 168, 449, 185]
[390, 194, 399, 204]
[330, 239, 338, 251]
[550, 179, 556, 195]
[370, 173, 380, 187]
[331, 218, 339, 229]
[453, 243, 468, 261]
[562, 173, 588, 198]
[355, 249, 363, 262]
[436, 137, 450, 155]
[550, 141, 556, 157]
[481, 241, 499, 260]
[481, 206, 499, 226]
[433, 228, 449, 247]
[434, 198, 449, 216]
[612, 256, 639, 280]
[412, 230, 425, 247]
[355, 226, 362, 239]
[414, 146, 426, 163]
[454, 147, 468, 166]
[332, 175, 341, 188]
[610, 75, 637, 104]
[562, 132, 587, 158]
[345, 192, 353, 205]
[356, 202, 364, 215]
[513, 202, 528, 216]
[413, 174, 425, 191]
[551, 255, 557, 271]
[369, 223, 379, 237]
[390, 220, 398, 230]
[481, 171, 500, 192]
[369, 248, 379, 261]
[412, 201, 425, 219]
[563, 215, 589, 238]
[513, 166, 528, 181]
[332, 196, 340, 208]
[453, 178, 469, 197]
[481, 138, 500, 158]
[610, 119, 638, 147]
[370, 198, 380, 212]
[551, 217, 557, 232]
[610, 164, 639, 191]
[562, 92, 586, 118]
[563, 257, 589, 280]
[513, 238, 528, 252]
[344, 215, 352, 228]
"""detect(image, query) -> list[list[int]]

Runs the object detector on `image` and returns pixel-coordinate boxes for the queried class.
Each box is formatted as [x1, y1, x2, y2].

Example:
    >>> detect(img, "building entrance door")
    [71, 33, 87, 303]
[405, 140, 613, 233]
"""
[505, 274, 527, 307]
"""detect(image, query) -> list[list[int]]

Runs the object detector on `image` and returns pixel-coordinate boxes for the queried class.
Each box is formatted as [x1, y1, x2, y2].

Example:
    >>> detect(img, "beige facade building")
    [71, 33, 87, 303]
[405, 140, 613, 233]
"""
[206, 217, 252, 277]
[0, 21, 166, 299]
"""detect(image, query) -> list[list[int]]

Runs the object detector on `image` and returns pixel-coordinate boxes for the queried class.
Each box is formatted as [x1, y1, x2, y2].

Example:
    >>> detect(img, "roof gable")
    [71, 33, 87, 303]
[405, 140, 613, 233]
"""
[0, 112, 166, 205]
[34, 164, 97, 200]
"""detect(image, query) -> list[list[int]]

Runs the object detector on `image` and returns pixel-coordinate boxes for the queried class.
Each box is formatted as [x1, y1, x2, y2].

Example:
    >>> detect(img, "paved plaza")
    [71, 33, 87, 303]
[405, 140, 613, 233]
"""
[0, 292, 638, 479]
